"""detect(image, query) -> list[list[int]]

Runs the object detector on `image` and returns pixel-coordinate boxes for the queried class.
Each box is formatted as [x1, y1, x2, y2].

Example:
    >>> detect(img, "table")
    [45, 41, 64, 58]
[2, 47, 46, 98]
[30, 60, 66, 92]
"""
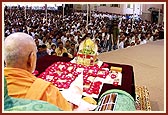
[35, 55, 135, 100]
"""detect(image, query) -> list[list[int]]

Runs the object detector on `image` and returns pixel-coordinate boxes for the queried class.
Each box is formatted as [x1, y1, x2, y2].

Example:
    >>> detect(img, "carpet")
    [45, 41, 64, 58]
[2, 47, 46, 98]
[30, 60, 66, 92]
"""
[135, 86, 151, 111]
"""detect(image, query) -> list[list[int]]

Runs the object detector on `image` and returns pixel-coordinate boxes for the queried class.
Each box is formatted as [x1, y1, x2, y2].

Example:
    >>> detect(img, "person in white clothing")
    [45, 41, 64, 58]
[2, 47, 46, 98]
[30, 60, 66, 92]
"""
[61, 32, 68, 45]
[118, 35, 125, 49]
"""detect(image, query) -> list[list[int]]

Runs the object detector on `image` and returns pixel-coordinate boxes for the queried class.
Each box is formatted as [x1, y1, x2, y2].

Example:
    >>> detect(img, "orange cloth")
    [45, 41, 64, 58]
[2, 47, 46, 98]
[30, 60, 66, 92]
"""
[4, 67, 72, 111]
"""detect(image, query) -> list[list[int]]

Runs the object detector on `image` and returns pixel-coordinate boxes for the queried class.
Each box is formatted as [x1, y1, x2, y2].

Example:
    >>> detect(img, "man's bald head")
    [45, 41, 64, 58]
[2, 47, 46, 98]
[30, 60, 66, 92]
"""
[4, 32, 37, 72]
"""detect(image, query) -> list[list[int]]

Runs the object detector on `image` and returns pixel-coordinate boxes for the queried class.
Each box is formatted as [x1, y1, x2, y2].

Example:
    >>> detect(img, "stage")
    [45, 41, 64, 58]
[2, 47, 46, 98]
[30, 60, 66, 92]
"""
[98, 40, 165, 111]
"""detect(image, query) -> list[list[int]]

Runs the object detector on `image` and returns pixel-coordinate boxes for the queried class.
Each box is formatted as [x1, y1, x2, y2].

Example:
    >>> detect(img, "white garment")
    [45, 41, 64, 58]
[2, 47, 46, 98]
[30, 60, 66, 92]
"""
[38, 39, 43, 46]
[118, 41, 124, 49]
[131, 36, 135, 42]
[102, 33, 105, 38]
[148, 36, 154, 42]
[31, 32, 35, 38]
[106, 34, 110, 40]
[47, 49, 52, 55]
[61, 36, 68, 45]
[74, 36, 79, 42]
[140, 39, 147, 44]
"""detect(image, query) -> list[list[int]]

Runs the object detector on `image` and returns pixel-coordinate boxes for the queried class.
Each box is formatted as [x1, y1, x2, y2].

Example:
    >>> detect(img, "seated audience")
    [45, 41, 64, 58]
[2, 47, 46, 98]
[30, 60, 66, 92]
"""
[55, 41, 68, 57]
[36, 45, 49, 58]
[62, 52, 69, 57]
[45, 37, 52, 50]
[68, 43, 77, 58]
[4, 6, 164, 55]
[50, 43, 57, 53]
[62, 52, 73, 58]
[64, 40, 71, 51]
[51, 51, 57, 56]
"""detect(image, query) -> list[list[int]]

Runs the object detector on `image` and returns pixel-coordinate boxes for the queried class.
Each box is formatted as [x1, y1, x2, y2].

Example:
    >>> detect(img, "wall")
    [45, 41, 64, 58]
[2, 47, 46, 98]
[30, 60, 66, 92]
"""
[72, 4, 164, 23]
[141, 4, 163, 23]
[73, 4, 82, 11]
[96, 5, 123, 14]
[96, 4, 163, 15]
[142, 4, 163, 13]
[140, 12, 151, 22]
[123, 4, 141, 15]
[84, 4, 142, 15]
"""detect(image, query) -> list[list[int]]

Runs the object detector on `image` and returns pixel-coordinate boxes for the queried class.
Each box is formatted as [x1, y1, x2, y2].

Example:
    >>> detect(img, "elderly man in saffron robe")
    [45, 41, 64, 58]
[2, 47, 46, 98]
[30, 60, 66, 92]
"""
[4, 32, 75, 111]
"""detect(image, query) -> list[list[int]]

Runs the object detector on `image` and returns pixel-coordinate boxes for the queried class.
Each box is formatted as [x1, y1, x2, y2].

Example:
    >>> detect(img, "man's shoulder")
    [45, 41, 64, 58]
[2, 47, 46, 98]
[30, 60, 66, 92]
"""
[36, 78, 59, 90]
[63, 47, 68, 51]
[36, 78, 50, 84]
[55, 48, 60, 52]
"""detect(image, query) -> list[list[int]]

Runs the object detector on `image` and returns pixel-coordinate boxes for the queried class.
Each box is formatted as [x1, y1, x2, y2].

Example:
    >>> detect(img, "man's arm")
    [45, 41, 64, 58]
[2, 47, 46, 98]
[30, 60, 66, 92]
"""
[41, 84, 73, 111]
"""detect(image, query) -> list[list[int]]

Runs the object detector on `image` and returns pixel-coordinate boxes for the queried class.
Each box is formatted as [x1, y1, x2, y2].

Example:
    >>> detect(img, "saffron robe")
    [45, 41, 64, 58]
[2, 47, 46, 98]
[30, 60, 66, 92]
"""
[4, 67, 72, 111]
[4, 76, 62, 111]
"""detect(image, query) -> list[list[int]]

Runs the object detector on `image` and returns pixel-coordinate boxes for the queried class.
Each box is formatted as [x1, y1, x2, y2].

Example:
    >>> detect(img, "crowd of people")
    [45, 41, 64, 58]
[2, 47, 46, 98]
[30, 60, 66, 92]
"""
[4, 5, 164, 59]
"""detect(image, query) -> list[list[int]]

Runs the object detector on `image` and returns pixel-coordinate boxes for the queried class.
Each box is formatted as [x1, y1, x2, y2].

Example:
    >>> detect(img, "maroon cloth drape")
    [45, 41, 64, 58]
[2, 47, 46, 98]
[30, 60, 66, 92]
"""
[98, 62, 135, 100]
[35, 55, 73, 76]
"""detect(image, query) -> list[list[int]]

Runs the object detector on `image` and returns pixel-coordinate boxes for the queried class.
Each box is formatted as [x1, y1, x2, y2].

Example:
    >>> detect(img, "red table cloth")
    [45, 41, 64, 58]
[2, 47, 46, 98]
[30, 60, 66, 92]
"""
[35, 55, 135, 100]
